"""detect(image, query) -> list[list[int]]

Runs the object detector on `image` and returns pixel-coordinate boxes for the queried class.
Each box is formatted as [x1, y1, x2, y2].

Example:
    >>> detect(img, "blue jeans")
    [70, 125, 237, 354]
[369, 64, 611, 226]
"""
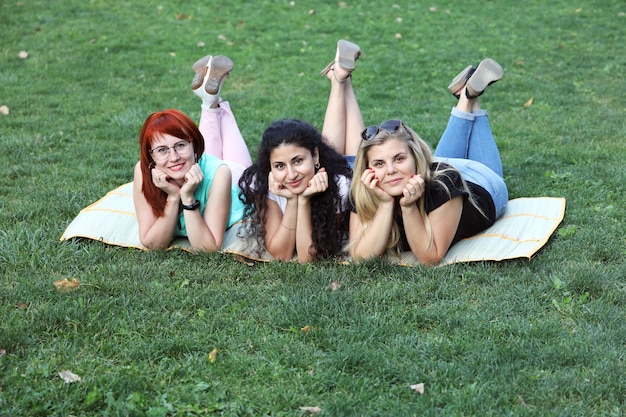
[434, 108, 508, 219]
[344, 155, 356, 170]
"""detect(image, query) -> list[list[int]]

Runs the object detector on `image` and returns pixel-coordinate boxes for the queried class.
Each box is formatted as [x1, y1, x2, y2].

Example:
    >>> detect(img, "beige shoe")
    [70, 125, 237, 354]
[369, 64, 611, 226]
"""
[465, 58, 503, 99]
[191, 55, 212, 90]
[204, 55, 233, 95]
[320, 39, 361, 83]
[448, 65, 475, 99]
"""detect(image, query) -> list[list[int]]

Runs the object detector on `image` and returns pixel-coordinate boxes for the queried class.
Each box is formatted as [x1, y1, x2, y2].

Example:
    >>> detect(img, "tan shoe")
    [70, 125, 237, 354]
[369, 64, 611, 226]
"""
[191, 55, 212, 90]
[448, 65, 475, 99]
[204, 55, 233, 95]
[320, 39, 361, 83]
[465, 58, 503, 99]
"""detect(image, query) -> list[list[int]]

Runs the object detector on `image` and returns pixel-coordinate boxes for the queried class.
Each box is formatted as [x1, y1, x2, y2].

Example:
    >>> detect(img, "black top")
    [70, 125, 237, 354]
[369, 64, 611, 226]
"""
[394, 162, 496, 250]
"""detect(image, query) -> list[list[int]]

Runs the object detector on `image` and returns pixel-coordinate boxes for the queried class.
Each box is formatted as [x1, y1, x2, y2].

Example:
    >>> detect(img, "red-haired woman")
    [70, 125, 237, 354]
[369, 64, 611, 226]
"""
[133, 55, 251, 251]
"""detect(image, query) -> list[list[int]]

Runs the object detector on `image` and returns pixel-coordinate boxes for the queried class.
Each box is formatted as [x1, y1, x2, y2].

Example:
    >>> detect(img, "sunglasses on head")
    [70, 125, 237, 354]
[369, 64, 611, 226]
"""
[360, 119, 404, 141]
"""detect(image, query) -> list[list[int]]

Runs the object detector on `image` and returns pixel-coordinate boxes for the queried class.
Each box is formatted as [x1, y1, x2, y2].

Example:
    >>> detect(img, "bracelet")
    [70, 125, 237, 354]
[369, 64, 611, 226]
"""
[281, 223, 296, 231]
[181, 200, 201, 210]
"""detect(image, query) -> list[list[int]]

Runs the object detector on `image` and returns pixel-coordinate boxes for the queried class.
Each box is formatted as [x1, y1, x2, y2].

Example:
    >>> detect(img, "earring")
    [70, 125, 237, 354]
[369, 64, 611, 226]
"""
[148, 161, 155, 169]
[194, 153, 198, 162]
[315, 162, 320, 169]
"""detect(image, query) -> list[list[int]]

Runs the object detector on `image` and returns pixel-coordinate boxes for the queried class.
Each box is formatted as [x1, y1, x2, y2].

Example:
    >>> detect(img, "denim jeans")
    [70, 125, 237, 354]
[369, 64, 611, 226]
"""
[434, 108, 508, 218]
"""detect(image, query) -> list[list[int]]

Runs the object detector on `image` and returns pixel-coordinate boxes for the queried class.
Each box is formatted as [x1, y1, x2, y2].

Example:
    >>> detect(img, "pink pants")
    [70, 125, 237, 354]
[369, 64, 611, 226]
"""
[198, 101, 252, 184]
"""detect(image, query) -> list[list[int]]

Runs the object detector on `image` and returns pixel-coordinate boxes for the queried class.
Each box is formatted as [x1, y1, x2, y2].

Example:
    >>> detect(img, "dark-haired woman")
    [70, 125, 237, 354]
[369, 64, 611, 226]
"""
[238, 40, 364, 262]
[133, 55, 251, 251]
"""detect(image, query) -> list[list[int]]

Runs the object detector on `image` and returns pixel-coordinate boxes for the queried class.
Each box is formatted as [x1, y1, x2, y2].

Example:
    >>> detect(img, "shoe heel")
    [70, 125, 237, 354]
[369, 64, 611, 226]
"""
[205, 55, 234, 95]
[448, 65, 474, 98]
[191, 55, 211, 90]
[336, 39, 361, 71]
[466, 58, 503, 98]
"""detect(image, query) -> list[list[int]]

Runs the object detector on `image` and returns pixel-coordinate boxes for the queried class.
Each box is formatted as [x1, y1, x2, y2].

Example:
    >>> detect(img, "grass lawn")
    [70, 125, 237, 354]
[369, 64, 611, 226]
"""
[1, 0, 624, 415]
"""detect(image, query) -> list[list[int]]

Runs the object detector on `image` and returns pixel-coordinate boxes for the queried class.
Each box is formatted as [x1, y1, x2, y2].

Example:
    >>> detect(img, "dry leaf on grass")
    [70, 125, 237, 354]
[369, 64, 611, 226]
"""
[59, 370, 81, 383]
[410, 382, 425, 394]
[299, 406, 321, 414]
[329, 281, 341, 291]
[524, 97, 534, 108]
[233, 254, 255, 266]
[0, 105, 9, 115]
[300, 325, 313, 334]
[18, 50, 29, 59]
[54, 278, 80, 292]
[517, 394, 530, 407]
[208, 348, 218, 364]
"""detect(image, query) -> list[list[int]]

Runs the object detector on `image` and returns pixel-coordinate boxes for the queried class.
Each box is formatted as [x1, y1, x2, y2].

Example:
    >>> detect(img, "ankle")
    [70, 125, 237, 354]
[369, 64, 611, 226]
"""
[332, 67, 352, 84]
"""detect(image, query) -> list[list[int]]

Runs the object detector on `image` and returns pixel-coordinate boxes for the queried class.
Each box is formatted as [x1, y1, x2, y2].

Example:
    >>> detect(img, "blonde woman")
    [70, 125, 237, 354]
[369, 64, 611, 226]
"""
[350, 59, 508, 265]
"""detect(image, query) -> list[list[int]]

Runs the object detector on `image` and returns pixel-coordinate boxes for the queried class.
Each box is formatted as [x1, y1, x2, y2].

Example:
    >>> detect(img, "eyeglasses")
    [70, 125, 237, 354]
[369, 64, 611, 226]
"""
[361, 119, 404, 141]
[149, 141, 191, 161]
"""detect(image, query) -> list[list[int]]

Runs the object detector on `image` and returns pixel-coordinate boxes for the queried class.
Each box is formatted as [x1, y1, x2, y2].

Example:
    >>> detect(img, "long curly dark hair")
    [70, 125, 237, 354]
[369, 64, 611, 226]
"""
[238, 119, 352, 259]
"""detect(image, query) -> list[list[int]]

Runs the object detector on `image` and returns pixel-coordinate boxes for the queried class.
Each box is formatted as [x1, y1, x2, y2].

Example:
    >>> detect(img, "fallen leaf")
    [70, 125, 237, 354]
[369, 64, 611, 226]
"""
[299, 406, 321, 414]
[54, 278, 80, 292]
[59, 370, 81, 383]
[308, 9, 316, 15]
[18, 50, 29, 59]
[0, 105, 9, 115]
[208, 348, 217, 363]
[524, 97, 534, 108]
[329, 281, 341, 291]
[16, 302, 27, 309]
[517, 394, 530, 407]
[410, 382, 425, 394]
[301, 325, 313, 333]
[233, 254, 254, 266]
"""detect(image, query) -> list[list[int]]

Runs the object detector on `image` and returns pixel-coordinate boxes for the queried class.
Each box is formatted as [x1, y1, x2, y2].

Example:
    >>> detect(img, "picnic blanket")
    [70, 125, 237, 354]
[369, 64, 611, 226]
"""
[60, 182, 566, 266]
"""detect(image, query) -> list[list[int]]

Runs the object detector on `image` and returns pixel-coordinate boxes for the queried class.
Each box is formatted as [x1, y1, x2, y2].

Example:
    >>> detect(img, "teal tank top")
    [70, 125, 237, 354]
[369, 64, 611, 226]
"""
[174, 154, 245, 237]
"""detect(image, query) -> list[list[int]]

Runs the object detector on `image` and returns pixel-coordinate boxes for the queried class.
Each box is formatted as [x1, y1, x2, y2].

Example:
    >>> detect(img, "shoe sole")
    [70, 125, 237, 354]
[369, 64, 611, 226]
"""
[205, 55, 234, 95]
[467, 58, 503, 97]
[448, 65, 474, 96]
[191, 55, 212, 90]
[337, 39, 361, 71]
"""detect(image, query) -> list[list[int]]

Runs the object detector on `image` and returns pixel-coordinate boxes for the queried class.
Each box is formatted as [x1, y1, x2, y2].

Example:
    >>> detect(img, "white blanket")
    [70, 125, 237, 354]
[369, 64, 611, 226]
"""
[60, 182, 566, 266]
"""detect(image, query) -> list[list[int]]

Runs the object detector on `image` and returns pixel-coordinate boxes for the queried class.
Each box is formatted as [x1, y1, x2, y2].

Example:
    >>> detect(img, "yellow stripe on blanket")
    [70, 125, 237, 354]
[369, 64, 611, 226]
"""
[61, 182, 566, 265]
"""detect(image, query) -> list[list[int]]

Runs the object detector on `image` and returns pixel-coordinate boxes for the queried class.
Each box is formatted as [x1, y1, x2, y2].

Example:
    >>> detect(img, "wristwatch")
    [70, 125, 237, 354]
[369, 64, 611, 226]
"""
[181, 200, 201, 210]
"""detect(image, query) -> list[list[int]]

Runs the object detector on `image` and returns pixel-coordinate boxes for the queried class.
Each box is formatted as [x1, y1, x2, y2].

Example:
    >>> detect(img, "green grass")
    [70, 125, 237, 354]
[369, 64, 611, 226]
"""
[1, 0, 625, 415]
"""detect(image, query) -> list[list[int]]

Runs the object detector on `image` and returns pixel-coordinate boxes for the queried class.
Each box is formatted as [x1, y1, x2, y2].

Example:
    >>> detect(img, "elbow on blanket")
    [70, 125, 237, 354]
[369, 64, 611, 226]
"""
[415, 252, 443, 267]
[140, 237, 169, 251]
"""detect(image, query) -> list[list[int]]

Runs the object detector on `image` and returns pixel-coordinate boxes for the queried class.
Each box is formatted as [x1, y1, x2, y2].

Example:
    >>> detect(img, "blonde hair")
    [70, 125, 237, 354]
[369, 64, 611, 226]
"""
[350, 123, 474, 254]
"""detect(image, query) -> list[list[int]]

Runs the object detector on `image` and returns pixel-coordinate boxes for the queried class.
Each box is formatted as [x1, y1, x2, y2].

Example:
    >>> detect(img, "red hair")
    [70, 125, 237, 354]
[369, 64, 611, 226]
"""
[138, 109, 205, 217]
